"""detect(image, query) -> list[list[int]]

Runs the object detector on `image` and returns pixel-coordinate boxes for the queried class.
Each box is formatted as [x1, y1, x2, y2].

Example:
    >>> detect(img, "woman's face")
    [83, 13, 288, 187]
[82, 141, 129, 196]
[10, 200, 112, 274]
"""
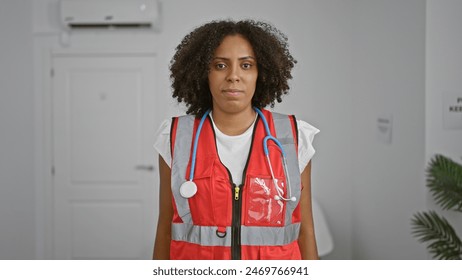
[208, 34, 258, 115]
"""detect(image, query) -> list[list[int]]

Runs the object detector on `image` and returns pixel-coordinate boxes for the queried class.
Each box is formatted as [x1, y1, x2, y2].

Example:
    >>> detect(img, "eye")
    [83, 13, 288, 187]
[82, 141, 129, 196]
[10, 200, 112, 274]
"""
[215, 63, 227, 70]
[242, 62, 253, 70]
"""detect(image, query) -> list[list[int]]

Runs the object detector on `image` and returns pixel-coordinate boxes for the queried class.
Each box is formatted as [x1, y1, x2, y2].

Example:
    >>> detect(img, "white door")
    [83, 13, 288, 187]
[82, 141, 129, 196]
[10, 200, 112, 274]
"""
[52, 53, 158, 259]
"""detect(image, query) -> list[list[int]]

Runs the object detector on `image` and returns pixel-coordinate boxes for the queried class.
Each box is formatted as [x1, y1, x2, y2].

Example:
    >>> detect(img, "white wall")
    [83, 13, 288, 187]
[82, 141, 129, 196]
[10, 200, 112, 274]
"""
[0, 0, 35, 259]
[350, 0, 428, 259]
[426, 0, 462, 240]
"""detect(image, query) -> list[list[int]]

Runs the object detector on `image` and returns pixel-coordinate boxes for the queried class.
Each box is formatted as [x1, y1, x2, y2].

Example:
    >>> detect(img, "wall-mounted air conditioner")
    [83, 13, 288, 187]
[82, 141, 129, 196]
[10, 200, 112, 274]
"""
[60, 0, 160, 29]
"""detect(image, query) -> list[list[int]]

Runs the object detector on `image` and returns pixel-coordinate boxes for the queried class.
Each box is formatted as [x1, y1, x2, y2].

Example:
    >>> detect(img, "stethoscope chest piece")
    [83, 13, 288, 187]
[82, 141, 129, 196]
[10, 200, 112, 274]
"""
[180, 181, 197, 199]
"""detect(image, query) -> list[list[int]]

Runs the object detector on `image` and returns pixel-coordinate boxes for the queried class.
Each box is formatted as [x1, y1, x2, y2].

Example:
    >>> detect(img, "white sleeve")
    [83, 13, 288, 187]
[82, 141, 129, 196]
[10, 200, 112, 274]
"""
[297, 120, 320, 173]
[153, 119, 172, 168]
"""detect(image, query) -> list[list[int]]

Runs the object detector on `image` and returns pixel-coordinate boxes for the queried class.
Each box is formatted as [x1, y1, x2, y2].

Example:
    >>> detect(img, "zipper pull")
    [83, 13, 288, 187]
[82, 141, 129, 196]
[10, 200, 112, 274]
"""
[234, 185, 240, 200]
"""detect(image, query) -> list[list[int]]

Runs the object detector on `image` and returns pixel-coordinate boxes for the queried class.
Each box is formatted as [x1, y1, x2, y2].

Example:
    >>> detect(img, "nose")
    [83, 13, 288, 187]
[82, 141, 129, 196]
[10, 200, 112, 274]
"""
[226, 64, 240, 82]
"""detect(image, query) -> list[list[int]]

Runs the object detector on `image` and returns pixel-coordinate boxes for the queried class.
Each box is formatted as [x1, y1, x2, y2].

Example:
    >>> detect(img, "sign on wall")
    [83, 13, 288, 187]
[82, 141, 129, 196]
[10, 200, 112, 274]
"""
[376, 114, 393, 144]
[443, 91, 462, 130]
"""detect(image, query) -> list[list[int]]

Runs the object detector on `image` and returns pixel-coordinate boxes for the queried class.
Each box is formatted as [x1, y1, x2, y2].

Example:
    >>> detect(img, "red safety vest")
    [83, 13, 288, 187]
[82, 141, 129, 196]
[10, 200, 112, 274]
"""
[169, 109, 302, 259]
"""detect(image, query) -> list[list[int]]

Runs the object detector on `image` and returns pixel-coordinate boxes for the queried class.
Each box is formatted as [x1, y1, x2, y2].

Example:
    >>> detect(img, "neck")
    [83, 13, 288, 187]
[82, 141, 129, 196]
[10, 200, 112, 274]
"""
[211, 107, 257, 136]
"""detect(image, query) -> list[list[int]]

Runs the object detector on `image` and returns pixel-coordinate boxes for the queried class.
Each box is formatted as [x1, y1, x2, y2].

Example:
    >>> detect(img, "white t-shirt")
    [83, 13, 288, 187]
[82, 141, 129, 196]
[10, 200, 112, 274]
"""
[154, 115, 319, 185]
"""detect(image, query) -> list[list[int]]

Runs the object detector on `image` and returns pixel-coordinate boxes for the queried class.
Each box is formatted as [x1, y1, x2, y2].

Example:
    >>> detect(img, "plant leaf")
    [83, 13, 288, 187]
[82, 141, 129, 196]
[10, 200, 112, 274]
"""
[426, 154, 462, 211]
[411, 211, 462, 260]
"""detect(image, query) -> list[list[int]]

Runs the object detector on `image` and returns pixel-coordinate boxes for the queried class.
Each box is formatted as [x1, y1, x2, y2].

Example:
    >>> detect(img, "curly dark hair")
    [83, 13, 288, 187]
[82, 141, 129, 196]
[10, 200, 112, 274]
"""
[170, 19, 297, 117]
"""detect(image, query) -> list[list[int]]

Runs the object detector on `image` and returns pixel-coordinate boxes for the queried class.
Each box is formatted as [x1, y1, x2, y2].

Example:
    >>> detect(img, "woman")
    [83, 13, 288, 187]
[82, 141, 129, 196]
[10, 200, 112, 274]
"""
[153, 20, 319, 260]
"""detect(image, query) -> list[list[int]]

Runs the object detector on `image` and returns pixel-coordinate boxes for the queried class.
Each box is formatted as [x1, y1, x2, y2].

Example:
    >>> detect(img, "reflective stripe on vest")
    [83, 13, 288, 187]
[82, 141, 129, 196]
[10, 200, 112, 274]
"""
[170, 110, 300, 244]
[171, 115, 195, 224]
[271, 112, 301, 226]
[172, 223, 300, 246]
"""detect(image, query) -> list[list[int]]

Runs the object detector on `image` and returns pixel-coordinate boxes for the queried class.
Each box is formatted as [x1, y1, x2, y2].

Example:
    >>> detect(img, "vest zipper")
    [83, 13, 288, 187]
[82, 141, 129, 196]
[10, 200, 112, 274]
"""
[208, 114, 260, 260]
[231, 114, 260, 260]
[234, 185, 240, 200]
[231, 183, 242, 260]
[219, 167, 241, 260]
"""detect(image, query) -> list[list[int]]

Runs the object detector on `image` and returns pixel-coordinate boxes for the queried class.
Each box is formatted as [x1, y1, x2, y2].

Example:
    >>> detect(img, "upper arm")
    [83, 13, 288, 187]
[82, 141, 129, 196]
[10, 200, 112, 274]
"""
[157, 155, 173, 223]
[153, 155, 173, 259]
[298, 161, 319, 259]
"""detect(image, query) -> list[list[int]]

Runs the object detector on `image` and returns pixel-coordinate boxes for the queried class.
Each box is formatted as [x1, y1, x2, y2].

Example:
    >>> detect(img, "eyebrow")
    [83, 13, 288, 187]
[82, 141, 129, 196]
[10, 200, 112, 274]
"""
[212, 56, 256, 61]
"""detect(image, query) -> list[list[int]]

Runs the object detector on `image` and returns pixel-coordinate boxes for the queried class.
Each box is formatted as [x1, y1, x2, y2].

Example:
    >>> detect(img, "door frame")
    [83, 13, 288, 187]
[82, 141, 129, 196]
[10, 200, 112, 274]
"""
[37, 48, 158, 259]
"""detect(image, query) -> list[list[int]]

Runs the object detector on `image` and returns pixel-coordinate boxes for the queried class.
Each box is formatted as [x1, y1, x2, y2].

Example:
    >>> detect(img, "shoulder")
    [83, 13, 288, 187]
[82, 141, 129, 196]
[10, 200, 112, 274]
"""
[271, 111, 319, 172]
[295, 119, 319, 172]
[154, 119, 173, 167]
[267, 110, 320, 138]
[154, 115, 199, 167]
[158, 114, 196, 134]
[296, 119, 320, 141]
[156, 119, 172, 137]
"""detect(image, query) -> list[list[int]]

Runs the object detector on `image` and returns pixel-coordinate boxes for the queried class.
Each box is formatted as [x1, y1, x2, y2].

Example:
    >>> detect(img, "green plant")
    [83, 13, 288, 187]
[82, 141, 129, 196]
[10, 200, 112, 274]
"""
[411, 154, 462, 260]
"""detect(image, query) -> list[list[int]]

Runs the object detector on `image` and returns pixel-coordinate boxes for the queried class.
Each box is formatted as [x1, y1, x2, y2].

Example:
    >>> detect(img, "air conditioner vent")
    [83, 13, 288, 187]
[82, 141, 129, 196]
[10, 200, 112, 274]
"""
[60, 0, 159, 29]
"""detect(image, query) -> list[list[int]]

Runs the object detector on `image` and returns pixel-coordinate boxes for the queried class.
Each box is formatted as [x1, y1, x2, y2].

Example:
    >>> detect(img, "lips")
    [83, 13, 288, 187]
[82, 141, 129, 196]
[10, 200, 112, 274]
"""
[223, 89, 244, 97]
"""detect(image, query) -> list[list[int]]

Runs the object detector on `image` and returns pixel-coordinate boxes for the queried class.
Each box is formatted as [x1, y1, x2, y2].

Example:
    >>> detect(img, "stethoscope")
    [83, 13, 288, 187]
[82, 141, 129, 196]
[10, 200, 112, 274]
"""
[179, 107, 296, 202]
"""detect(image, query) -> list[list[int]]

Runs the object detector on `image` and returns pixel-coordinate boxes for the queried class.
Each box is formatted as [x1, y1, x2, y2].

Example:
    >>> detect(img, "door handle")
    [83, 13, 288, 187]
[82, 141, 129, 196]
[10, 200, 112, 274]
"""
[135, 165, 155, 172]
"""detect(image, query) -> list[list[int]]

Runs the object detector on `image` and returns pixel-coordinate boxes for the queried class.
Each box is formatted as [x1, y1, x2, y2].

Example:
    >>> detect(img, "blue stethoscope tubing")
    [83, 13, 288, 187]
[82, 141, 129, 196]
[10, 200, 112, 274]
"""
[178, 109, 211, 199]
[254, 107, 296, 202]
[179, 107, 296, 202]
